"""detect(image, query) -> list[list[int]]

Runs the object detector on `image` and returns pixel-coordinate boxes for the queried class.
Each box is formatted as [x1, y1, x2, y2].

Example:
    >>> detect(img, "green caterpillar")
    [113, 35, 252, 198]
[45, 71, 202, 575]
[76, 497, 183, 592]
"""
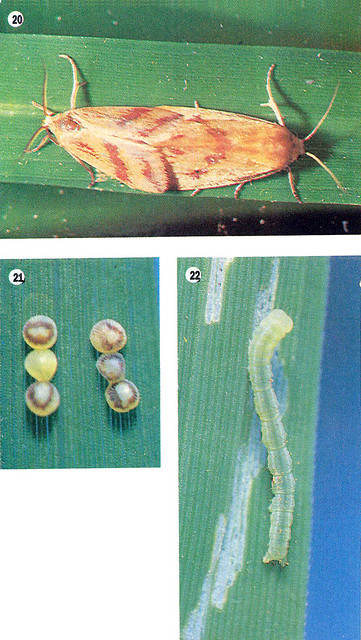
[248, 309, 294, 566]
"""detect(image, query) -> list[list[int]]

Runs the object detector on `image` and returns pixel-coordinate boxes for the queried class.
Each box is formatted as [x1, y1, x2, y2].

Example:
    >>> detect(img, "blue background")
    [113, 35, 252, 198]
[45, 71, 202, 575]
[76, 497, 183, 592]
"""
[305, 257, 361, 640]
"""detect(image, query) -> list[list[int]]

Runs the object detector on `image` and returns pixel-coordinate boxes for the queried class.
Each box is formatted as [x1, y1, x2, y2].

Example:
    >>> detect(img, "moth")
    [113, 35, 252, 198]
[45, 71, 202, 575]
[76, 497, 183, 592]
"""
[248, 308, 295, 566]
[25, 55, 343, 201]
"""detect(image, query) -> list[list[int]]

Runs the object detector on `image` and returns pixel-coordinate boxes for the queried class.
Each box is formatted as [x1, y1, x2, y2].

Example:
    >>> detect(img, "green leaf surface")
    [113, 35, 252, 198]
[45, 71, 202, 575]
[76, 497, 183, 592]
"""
[0, 258, 160, 469]
[178, 257, 329, 640]
[0, 34, 360, 237]
[0, 0, 359, 51]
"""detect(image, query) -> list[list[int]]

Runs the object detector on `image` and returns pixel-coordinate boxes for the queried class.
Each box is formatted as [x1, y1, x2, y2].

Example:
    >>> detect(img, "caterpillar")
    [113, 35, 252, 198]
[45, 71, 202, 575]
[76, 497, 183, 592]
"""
[248, 309, 294, 566]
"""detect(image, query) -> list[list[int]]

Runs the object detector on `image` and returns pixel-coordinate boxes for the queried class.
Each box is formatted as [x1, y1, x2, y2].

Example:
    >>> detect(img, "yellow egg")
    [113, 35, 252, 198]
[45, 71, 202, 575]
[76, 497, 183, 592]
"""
[23, 315, 58, 349]
[24, 349, 58, 381]
[105, 380, 140, 413]
[90, 319, 127, 353]
[96, 353, 126, 383]
[25, 382, 60, 417]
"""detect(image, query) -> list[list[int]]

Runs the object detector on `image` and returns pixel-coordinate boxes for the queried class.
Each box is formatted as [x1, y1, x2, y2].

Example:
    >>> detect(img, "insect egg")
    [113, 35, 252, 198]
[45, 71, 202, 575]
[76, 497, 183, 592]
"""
[96, 353, 126, 383]
[105, 380, 140, 413]
[24, 349, 58, 381]
[23, 315, 58, 349]
[90, 319, 127, 353]
[25, 382, 60, 417]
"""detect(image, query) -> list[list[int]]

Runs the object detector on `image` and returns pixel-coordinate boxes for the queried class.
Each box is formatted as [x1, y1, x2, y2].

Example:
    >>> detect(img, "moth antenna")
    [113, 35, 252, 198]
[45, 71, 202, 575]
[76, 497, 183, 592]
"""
[25, 65, 57, 153]
[32, 100, 44, 111]
[305, 151, 345, 191]
[59, 54, 85, 110]
[260, 63, 286, 127]
[303, 82, 339, 141]
[42, 65, 51, 117]
[31, 100, 55, 115]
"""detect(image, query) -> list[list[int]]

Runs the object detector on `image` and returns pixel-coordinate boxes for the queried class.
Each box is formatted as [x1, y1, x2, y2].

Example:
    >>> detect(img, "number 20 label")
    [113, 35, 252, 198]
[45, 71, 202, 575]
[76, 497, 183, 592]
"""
[8, 11, 24, 27]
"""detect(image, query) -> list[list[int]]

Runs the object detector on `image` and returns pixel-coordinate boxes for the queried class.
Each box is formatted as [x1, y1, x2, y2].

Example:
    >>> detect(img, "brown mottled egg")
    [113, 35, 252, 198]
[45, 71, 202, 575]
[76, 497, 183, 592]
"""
[24, 349, 58, 381]
[96, 353, 126, 383]
[105, 380, 140, 413]
[90, 319, 127, 353]
[25, 382, 60, 417]
[23, 315, 58, 349]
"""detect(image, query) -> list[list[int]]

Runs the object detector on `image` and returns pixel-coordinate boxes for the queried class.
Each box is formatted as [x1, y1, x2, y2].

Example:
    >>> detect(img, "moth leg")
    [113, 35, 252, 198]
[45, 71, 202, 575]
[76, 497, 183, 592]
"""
[25, 128, 47, 153]
[59, 54, 86, 110]
[191, 188, 202, 196]
[234, 181, 246, 199]
[287, 168, 302, 203]
[67, 150, 96, 187]
[27, 135, 52, 153]
[260, 64, 286, 127]
[25, 130, 58, 153]
[234, 167, 290, 199]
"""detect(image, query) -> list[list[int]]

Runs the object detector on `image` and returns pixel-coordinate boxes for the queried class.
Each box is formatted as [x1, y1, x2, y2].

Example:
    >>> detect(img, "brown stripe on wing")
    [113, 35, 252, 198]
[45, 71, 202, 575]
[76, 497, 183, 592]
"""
[104, 139, 177, 193]
[135, 152, 176, 192]
[73, 140, 103, 161]
[112, 107, 152, 126]
[104, 142, 130, 183]
[73, 107, 184, 144]
[158, 117, 232, 181]
[135, 110, 183, 139]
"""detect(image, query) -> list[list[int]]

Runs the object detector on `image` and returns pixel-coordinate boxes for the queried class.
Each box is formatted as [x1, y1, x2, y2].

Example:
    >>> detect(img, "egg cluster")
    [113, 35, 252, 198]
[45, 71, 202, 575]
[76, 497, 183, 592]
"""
[23, 315, 60, 417]
[90, 319, 140, 413]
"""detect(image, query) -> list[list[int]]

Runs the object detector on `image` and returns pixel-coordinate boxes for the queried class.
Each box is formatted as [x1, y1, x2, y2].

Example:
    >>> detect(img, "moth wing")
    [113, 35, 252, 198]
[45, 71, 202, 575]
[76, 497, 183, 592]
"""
[66, 106, 183, 142]
[104, 137, 174, 192]
[150, 107, 292, 190]
[63, 130, 173, 193]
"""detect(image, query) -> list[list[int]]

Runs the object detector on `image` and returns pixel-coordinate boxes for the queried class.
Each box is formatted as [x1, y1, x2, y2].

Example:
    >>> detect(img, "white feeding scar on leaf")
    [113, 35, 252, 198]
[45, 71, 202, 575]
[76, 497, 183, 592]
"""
[211, 432, 262, 609]
[181, 516, 226, 640]
[182, 260, 285, 640]
[253, 258, 279, 328]
[205, 258, 235, 324]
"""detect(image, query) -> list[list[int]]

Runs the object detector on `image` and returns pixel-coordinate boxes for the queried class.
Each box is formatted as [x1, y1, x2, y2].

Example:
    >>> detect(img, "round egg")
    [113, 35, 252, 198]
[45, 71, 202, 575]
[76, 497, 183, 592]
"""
[23, 315, 58, 349]
[96, 353, 126, 383]
[90, 319, 127, 353]
[105, 380, 140, 413]
[24, 349, 58, 381]
[25, 382, 60, 417]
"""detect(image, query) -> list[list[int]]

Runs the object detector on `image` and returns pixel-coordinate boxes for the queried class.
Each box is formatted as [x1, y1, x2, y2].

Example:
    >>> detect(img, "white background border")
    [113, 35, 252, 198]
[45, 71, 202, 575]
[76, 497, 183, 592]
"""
[0, 235, 359, 639]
